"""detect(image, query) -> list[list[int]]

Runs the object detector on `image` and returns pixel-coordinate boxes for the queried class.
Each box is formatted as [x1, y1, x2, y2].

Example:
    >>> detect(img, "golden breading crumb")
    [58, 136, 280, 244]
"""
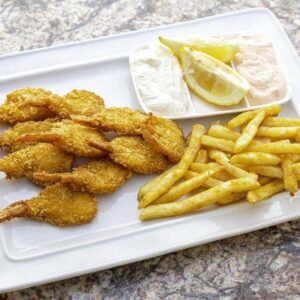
[0, 143, 74, 186]
[0, 183, 97, 226]
[0, 118, 59, 152]
[15, 119, 109, 157]
[89, 136, 168, 174]
[142, 114, 185, 163]
[0, 88, 56, 124]
[72, 107, 148, 135]
[33, 159, 132, 193]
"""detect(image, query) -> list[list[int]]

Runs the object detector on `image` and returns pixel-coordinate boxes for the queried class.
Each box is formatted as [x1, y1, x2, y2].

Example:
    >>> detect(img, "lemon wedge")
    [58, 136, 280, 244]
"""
[180, 47, 250, 106]
[159, 35, 239, 63]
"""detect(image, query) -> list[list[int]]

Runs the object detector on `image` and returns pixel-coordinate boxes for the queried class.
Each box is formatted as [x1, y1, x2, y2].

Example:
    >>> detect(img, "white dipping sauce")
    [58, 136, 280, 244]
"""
[130, 44, 189, 116]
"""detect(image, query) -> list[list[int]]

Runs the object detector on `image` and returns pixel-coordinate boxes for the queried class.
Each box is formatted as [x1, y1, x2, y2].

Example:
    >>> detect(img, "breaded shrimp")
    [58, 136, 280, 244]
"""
[142, 114, 185, 163]
[15, 119, 108, 157]
[20, 89, 105, 118]
[0, 183, 97, 226]
[72, 107, 148, 135]
[0, 118, 59, 152]
[33, 159, 132, 193]
[0, 88, 56, 124]
[0, 143, 74, 185]
[89, 136, 168, 174]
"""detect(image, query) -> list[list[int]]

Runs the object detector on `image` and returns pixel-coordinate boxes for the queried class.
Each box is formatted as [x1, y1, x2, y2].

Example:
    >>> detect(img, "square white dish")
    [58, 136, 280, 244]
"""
[1, 8, 300, 293]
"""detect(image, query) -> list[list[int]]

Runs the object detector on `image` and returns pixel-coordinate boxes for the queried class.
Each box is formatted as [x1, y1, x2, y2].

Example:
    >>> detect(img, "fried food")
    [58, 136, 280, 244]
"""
[234, 111, 265, 153]
[239, 165, 283, 179]
[0, 143, 74, 185]
[138, 104, 300, 222]
[139, 124, 205, 208]
[20, 89, 105, 118]
[194, 149, 208, 163]
[247, 179, 284, 204]
[208, 149, 258, 180]
[140, 178, 260, 220]
[142, 114, 185, 163]
[0, 118, 59, 152]
[16, 119, 108, 157]
[217, 192, 247, 205]
[137, 166, 176, 201]
[89, 136, 168, 174]
[201, 135, 235, 153]
[256, 126, 300, 139]
[262, 117, 300, 127]
[189, 162, 218, 173]
[247, 141, 300, 154]
[0, 183, 97, 226]
[208, 124, 240, 141]
[227, 104, 281, 129]
[0, 88, 56, 124]
[72, 107, 148, 135]
[33, 159, 132, 193]
[281, 154, 298, 194]
[153, 166, 221, 205]
[230, 152, 281, 166]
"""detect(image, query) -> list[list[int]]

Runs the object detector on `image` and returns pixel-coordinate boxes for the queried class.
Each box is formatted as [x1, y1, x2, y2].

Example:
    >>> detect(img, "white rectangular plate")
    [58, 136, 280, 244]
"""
[1, 8, 300, 293]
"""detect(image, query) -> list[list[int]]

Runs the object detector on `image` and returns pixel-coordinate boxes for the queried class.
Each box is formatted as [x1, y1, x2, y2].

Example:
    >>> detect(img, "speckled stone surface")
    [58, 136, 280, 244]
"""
[0, 0, 300, 299]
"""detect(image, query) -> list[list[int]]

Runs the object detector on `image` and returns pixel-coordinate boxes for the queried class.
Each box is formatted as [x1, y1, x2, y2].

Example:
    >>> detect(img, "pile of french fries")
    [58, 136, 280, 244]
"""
[138, 104, 300, 221]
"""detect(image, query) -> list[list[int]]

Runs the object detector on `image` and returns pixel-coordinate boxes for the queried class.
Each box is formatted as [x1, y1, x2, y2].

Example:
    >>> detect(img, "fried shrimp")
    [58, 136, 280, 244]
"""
[0, 118, 59, 152]
[89, 136, 168, 174]
[0, 88, 56, 124]
[0, 143, 74, 185]
[72, 107, 148, 135]
[0, 183, 97, 226]
[20, 89, 105, 118]
[142, 114, 185, 163]
[15, 119, 108, 157]
[33, 159, 132, 193]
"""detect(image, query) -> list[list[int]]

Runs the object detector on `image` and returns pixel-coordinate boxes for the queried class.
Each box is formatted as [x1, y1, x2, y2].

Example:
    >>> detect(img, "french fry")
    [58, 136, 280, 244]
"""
[256, 126, 300, 139]
[201, 135, 235, 153]
[253, 137, 272, 144]
[139, 124, 206, 208]
[209, 149, 258, 180]
[246, 141, 300, 154]
[281, 154, 298, 194]
[204, 177, 224, 188]
[190, 162, 219, 173]
[230, 152, 281, 166]
[234, 111, 265, 153]
[207, 125, 266, 145]
[153, 167, 222, 205]
[138, 166, 176, 201]
[292, 162, 300, 176]
[240, 165, 283, 179]
[258, 176, 274, 186]
[262, 117, 300, 127]
[291, 154, 300, 163]
[189, 162, 233, 181]
[247, 179, 284, 204]
[213, 170, 234, 181]
[194, 149, 208, 163]
[227, 104, 281, 129]
[140, 178, 260, 220]
[183, 170, 224, 188]
[217, 192, 247, 205]
[183, 170, 202, 180]
[208, 124, 239, 141]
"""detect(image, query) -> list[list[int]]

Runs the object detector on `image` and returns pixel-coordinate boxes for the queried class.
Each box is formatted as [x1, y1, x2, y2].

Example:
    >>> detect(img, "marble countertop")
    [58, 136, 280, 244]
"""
[1, 0, 300, 299]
